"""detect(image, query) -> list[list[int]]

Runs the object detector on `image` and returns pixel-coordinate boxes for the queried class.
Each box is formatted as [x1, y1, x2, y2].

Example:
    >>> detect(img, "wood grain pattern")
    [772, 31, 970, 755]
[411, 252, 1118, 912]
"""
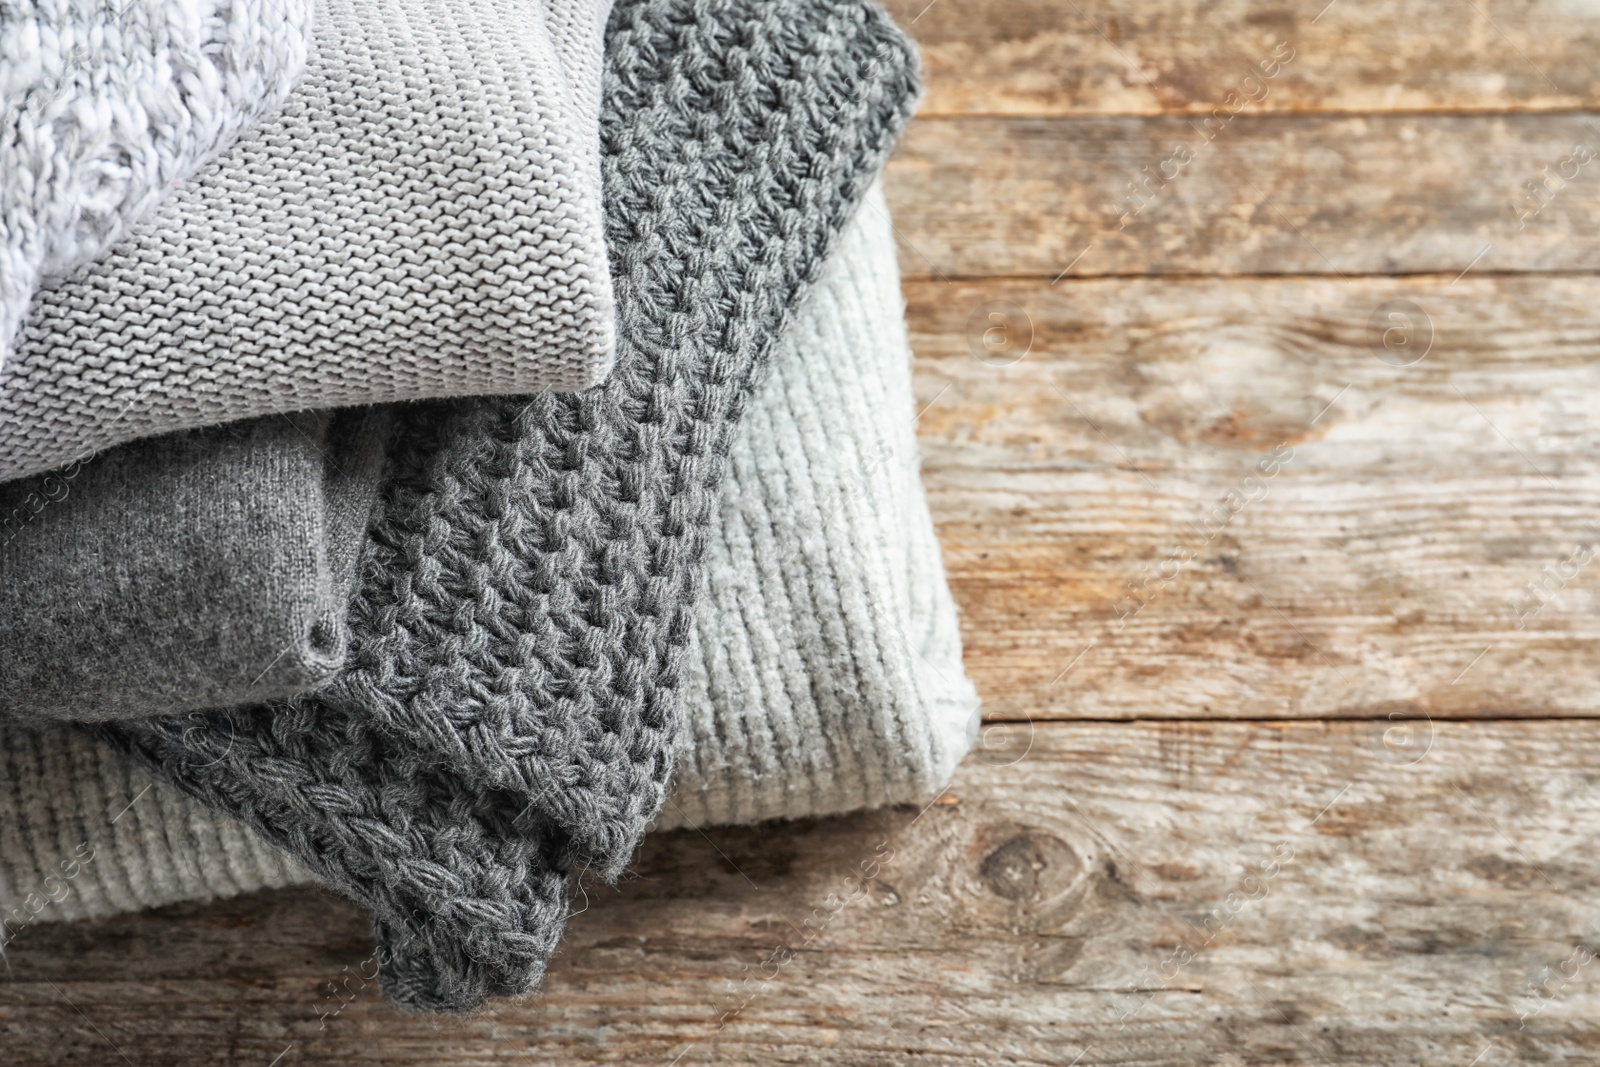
[907, 273, 1600, 721]
[883, 0, 1600, 117]
[7, 721, 1600, 1065]
[883, 113, 1600, 279]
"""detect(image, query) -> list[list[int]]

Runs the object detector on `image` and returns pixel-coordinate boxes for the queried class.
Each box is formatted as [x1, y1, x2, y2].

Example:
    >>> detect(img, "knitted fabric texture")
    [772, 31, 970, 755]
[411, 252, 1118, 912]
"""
[0, 0, 313, 376]
[0, 725, 308, 929]
[658, 180, 978, 829]
[0, 0, 615, 484]
[0, 409, 391, 722]
[93, 0, 920, 1013]
[0, 181, 978, 935]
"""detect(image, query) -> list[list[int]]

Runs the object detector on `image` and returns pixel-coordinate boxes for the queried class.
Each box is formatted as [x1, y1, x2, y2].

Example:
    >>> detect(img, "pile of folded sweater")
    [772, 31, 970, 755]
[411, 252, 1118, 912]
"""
[0, 0, 977, 1012]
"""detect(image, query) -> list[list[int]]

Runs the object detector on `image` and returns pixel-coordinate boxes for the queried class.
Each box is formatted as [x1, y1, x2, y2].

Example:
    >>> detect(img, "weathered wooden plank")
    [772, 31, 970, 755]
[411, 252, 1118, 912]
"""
[6, 720, 1600, 1065]
[883, 0, 1600, 117]
[883, 113, 1600, 279]
[906, 273, 1600, 721]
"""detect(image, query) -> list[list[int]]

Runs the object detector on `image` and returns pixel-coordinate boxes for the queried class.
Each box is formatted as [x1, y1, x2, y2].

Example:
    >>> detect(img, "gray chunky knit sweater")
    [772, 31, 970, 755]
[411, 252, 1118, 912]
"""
[0, 0, 314, 376]
[0, 0, 615, 484]
[0, 181, 977, 947]
[94, 0, 920, 1013]
[0, 409, 390, 721]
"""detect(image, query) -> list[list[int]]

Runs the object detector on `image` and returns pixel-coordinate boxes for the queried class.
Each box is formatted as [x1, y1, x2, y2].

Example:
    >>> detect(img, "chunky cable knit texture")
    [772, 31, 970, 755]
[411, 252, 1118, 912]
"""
[0, 186, 977, 937]
[93, 0, 919, 1013]
[0, 0, 313, 376]
[0, 0, 615, 484]
[0, 409, 391, 721]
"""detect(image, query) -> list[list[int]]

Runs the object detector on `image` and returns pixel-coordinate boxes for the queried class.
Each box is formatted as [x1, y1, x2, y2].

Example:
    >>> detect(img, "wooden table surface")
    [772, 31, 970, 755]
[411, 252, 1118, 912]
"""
[8, 2, 1600, 1063]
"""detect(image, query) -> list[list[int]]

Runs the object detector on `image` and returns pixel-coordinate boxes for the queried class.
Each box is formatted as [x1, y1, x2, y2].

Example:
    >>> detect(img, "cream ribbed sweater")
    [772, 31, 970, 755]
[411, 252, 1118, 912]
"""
[0, 184, 977, 925]
[662, 182, 977, 829]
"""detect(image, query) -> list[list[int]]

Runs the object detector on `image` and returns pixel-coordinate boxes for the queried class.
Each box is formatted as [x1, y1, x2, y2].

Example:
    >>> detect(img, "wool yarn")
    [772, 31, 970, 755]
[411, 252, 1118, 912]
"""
[93, 0, 920, 1012]
[0, 408, 391, 721]
[660, 180, 978, 829]
[0, 725, 308, 926]
[0, 0, 616, 484]
[0, 0, 314, 377]
[0, 180, 978, 940]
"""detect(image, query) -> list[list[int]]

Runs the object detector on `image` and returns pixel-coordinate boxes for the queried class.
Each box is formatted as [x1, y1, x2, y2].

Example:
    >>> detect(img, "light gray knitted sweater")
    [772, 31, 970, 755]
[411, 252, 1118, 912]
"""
[0, 0, 615, 484]
[663, 181, 978, 829]
[0, 184, 977, 925]
[0, 0, 314, 376]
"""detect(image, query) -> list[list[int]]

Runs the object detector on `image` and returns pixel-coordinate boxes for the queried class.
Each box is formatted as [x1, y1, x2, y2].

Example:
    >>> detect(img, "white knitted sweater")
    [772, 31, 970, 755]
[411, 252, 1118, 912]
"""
[0, 0, 614, 484]
[0, 185, 978, 921]
[0, 0, 314, 378]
